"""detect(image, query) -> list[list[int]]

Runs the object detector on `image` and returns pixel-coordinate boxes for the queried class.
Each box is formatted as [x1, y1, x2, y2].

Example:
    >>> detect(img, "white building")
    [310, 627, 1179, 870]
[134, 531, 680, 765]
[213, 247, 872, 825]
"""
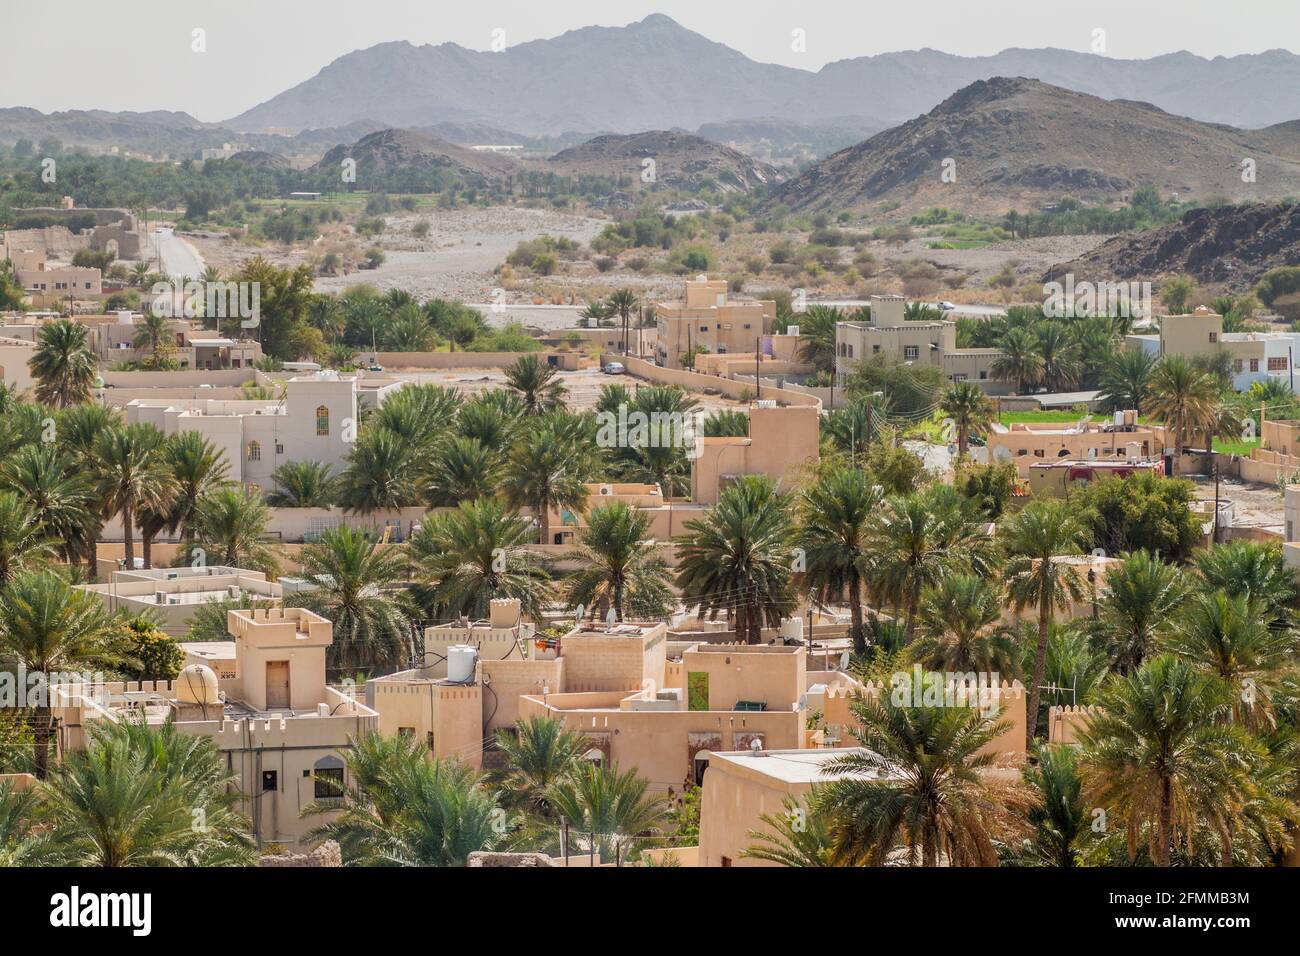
[126, 371, 406, 491]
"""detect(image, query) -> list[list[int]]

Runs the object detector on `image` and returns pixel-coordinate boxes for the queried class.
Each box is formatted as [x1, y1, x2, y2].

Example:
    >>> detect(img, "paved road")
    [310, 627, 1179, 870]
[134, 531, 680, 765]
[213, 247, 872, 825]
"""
[814, 299, 1006, 318]
[152, 227, 206, 280]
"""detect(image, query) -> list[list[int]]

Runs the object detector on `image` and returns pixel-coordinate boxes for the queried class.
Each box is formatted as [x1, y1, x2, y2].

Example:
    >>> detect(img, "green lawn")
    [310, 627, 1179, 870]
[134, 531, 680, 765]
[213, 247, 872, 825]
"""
[998, 410, 1155, 426]
[1213, 437, 1260, 456]
[999, 410, 1092, 424]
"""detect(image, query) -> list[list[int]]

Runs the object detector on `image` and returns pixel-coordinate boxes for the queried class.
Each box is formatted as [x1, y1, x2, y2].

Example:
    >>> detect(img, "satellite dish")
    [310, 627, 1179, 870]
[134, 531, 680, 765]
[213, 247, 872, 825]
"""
[605, 607, 617, 625]
[838, 651, 850, 671]
[575, 603, 586, 622]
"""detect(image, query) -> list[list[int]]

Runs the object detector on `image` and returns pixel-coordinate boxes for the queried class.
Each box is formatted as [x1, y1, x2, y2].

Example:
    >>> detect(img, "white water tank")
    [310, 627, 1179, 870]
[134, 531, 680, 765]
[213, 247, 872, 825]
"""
[780, 617, 804, 642]
[446, 644, 477, 684]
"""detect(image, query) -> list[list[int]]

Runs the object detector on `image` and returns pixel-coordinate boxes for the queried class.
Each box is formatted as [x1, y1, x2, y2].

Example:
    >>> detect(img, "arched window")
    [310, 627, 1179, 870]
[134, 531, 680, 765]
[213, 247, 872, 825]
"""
[316, 405, 329, 436]
[247, 440, 261, 461]
[314, 755, 345, 800]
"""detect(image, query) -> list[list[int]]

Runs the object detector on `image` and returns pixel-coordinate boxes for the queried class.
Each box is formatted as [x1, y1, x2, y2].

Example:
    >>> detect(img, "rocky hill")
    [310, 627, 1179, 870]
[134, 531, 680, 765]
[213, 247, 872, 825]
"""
[767, 78, 1300, 217]
[315, 128, 520, 182]
[1044, 203, 1300, 291]
[547, 131, 781, 192]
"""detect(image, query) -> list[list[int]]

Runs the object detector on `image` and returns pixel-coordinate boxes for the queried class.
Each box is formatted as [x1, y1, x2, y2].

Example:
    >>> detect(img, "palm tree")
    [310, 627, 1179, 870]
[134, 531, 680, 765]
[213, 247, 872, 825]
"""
[1096, 549, 1187, 672]
[0, 570, 125, 777]
[1146, 355, 1220, 457]
[868, 489, 996, 642]
[487, 716, 590, 819]
[563, 503, 674, 621]
[607, 288, 639, 354]
[337, 429, 420, 514]
[95, 423, 176, 570]
[457, 392, 523, 449]
[546, 762, 667, 864]
[794, 304, 842, 373]
[820, 395, 887, 460]
[306, 732, 503, 866]
[1000, 499, 1089, 748]
[1161, 590, 1295, 730]
[411, 498, 552, 621]
[0, 778, 51, 865]
[422, 436, 501, 506]
[132, 311, 174, 367]
[502, 416, 593, 545]
[297, 525, 412, 676]
[741, 794, 836, 867]
[817, 695, 1024, 866]
[1035, 321, 1082, 392]
[1022, 743, 1087, 867]
[29, 319, 97, 408]
[267, 460, 338, 508]
[991, 326, 1044, 393]
[1193, 540, 1298, 624]
[1098, 349, 1156, 415]
[795, 464, 882, 653]
[0, 491, 57, 587]
[188, 486, 279, 575]
[1, 444, 98, 572]
[913, 574, 1016, 675]
[504, 354, 566, 413]
[164, 431, 230, 548]
[1080, 654, 1259, 867]
[675, 475, 796, 645]
[703, 409, 750, 437]
[940, 380, 995, 459]
[40, 717, 255, 866]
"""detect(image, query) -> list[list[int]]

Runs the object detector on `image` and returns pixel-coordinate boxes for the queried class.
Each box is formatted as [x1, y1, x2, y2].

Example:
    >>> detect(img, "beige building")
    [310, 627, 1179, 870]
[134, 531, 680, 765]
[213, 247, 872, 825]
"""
[10, 249, 102, 307]
[77, 566, 282, 636]
[983, 411, 1165, 477]
[655, 277, 775, 370]
[691, 402, 820, 505]
[2, 311, 262, 370]
[51, 606, 378, 847]
[0, 334, 37, 394]
[835, 294, 1009, 392]
[1144, 306, 1300, 392]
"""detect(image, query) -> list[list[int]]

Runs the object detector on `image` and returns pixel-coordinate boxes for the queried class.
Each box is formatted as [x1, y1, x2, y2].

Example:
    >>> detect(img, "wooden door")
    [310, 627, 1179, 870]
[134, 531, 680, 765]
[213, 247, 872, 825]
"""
[265, 661, 290, 709]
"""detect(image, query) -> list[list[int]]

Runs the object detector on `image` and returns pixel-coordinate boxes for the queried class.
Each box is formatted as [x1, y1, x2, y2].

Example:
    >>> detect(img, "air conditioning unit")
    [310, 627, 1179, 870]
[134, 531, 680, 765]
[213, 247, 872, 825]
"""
[228, 585, 240, 598]
[756, 399, 777, 408]
[154, 591, 167, 604]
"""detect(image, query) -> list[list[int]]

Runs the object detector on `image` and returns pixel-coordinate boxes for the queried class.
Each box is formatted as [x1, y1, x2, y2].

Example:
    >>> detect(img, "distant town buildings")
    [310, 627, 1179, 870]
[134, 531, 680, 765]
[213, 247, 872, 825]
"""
[655, 278, 775, 369]
[835, 294, 1010, 392]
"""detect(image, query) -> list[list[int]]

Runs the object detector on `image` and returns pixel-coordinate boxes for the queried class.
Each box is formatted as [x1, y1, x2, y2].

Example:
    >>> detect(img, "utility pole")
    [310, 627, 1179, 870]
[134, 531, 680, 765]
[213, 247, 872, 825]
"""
[755, 335, 761, 401]
[1213, 458, 1221, 544]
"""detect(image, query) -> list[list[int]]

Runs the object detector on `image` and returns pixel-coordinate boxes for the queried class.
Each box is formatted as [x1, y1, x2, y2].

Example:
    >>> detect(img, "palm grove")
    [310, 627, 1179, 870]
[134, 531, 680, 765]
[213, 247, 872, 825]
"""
[4, 287, 1300, 867]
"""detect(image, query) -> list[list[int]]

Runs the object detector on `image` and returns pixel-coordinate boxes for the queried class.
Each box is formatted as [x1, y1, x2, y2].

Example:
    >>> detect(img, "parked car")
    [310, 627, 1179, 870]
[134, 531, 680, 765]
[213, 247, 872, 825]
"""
[603, 362, 626, 375]
[937, 301, 957, 311]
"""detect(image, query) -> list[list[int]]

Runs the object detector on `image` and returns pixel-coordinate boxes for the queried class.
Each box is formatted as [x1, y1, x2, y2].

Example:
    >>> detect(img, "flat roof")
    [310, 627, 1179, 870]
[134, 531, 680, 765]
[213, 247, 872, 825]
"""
[709, 747, 894, 784]
[178, 641, 237, 660]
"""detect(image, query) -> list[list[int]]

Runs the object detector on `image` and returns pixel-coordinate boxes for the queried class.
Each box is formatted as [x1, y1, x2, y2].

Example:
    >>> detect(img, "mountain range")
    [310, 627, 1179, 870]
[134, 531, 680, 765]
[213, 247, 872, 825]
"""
[225, 14, 1300, 135]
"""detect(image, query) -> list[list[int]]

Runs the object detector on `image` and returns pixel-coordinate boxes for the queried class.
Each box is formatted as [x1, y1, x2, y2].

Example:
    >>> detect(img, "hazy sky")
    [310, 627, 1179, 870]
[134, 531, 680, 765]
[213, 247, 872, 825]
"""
[2, 0, 1296, 122]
